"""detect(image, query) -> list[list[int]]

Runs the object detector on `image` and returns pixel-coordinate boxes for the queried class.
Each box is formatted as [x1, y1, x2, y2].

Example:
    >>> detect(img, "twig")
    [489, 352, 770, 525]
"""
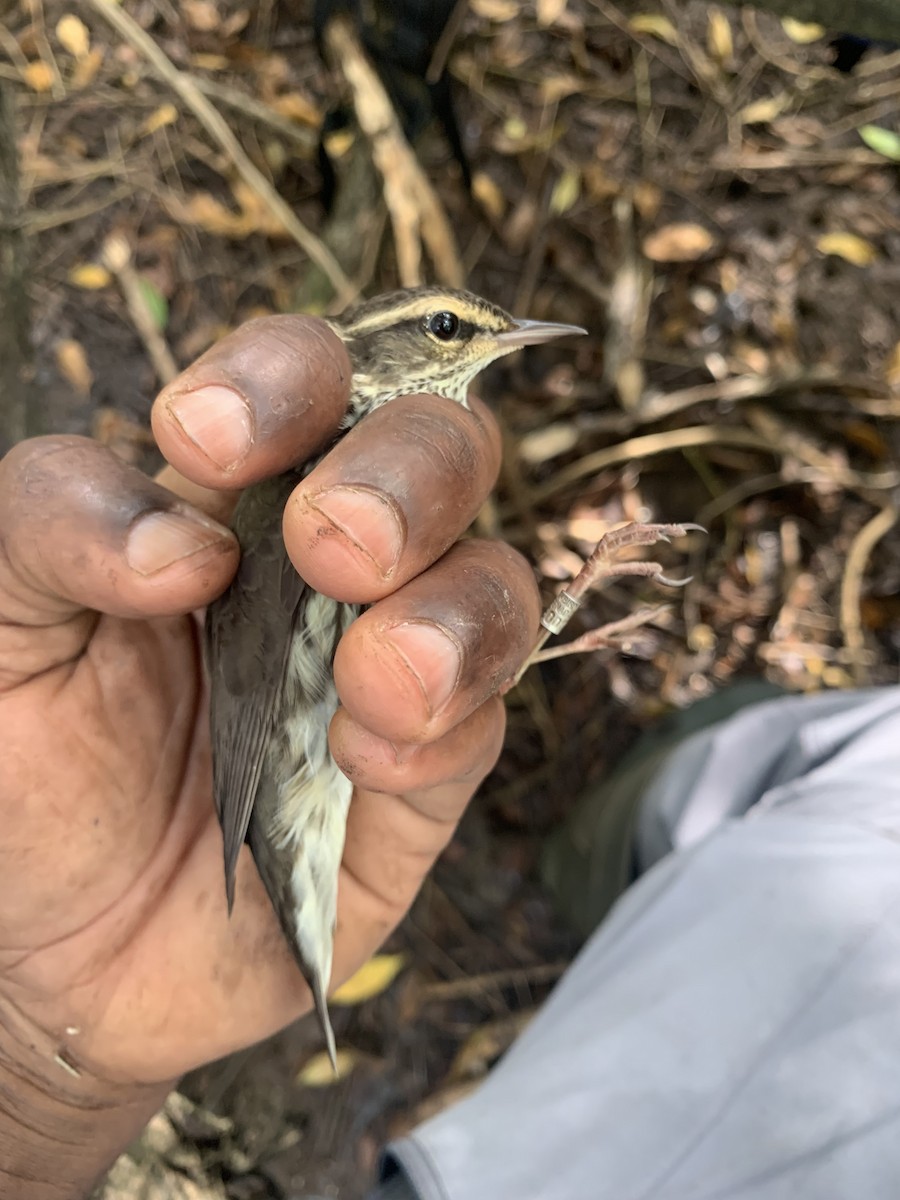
[529, 425, 773, 504]
[326, 17, 464, 288]
[102, 234, 178, 385]
[635, 365, 841, 424]
[193, 76, 318, 152]
[840, 504, 898, 685]
[422, 961, 568, 1002]
[85, 0, 353, 307]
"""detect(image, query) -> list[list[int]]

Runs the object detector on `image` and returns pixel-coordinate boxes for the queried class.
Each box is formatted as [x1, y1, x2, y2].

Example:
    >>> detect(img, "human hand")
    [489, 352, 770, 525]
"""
[0, 315, 539, 1197]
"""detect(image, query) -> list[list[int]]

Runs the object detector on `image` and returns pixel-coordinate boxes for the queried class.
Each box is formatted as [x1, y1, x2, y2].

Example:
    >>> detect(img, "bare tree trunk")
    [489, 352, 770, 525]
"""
[0, 79, 34, 454]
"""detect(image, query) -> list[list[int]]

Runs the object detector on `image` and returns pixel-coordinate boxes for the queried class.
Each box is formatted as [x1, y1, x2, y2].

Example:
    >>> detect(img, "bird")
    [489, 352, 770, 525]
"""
[205, 286, 586, 1065]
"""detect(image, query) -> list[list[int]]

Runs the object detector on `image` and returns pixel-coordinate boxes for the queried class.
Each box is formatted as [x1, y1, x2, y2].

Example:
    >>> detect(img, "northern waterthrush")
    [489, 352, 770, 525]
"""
[205, 286, 585, 1062]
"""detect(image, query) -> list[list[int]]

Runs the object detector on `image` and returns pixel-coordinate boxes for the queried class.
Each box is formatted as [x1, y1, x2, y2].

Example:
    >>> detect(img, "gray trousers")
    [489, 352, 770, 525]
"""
[380, 687, 900, 1199]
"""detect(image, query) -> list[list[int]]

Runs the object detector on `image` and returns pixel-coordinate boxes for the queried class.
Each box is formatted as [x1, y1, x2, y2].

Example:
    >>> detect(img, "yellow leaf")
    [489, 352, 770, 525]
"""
[707, 10, 733, 64]
[68, 263, 112, 289]
[72, 47, 104, 89]
[470, 0, 518, 20]
[140, 103, 179, 136]
[740, 94, 789, 125]
[191, 53, 230, 71]
[330, 954, 406, 1006]
[627, 14, 678, 46]
[549, 167, 581, 215]
[56, 14, 90, 58]
[537, 0, 567, 26]
[271, 92, 322, 126]
[296, 1047, 360, 1087]
[816, 232, 877, 267]
[781, 17, 825, 43]
[54, 339, 93, 397]
[643, 223, 715, 263]
[182, 0, 219, 31]
[22, 61, 54, 93]
[471, 171, 506, 221]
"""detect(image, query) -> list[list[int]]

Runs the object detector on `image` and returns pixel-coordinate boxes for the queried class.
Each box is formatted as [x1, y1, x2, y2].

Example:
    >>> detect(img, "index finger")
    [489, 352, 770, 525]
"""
[151, 315, 352, 492]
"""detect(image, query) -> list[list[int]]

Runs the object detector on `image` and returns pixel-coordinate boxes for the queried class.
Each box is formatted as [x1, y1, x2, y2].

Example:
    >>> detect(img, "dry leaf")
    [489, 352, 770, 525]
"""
[519, 422, 579, 464]
[331, 954, 406, 1006]
[69, 263, 112, 289]
[740, 94, 789, 125]
[781, 17, 825, 43]
[22, 61, 54, 92]
[706, 9, 733, 64]
[140, 103, 179, 136]
[538, 72, 583, 104]
[550, 167, 581, 215]
[191, 53, 230, 71]
[56, 13, 90, 57]
[471, 171, 506, 220]
[470, 0, 518, 19]
[643, 223, 715, 263]
[627, 14, 678, 46]
[55, 339, 93, 397]
[271, 92, 322, 126]
[296, 1047, 360, 1086]
[537, 0, 567, 26]
[72, 47, 104, 88]
[816, 232, 876, 267]
[183, 0, 219, 32]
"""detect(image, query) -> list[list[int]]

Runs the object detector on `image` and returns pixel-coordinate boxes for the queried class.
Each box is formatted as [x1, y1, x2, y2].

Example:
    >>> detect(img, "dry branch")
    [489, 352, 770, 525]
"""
[85, 0, 353, 307]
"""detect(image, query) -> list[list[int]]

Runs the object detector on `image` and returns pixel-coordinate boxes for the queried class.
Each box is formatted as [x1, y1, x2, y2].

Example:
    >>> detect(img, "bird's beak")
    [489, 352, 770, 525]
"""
[495, 318, 588, 348]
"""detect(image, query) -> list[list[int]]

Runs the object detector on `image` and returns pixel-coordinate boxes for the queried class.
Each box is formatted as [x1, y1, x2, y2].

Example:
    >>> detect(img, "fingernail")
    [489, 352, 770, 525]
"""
[383, 622, 462, 717]
[126, 510, 230, 575]
[309, 486, 405, 578]
[166, 385, 253, 471]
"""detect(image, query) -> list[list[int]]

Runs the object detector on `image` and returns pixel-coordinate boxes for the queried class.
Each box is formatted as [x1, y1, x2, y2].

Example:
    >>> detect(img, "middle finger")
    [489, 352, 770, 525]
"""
[285, 393, 501, 604]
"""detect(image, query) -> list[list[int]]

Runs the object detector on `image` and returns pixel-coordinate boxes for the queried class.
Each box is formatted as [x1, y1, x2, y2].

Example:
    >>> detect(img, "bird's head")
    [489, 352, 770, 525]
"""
[331, 286, 586, 412]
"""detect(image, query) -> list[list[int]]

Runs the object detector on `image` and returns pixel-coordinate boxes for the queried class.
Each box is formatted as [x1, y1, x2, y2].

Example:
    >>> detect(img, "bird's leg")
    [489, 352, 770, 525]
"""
[506, 522, 703, 689]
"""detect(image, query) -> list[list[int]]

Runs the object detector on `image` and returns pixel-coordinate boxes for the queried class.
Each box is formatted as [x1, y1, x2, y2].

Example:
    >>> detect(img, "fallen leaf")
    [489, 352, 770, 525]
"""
[271, 92, 322, 126]
[55, 339, 93, 397]
[627, 14, 678, 46]
[706, 9, 733, 64]
[643, 223, 715, 263]
[537, 0, 567, 26]
[140, 103, 179, 136]
[519, 422, 579, 464]
[22, 61, 54, 92]
[331, 954, 406, 1006]
[72, 47, 104, 88]
[859, 124, 900, 162]
[550, 167, 581, 215]
[781, 17, 825, 43]
[69, 263, 112, 289]
[296, 1047, 360, 1086]
[56, 13, 90, 57]
[740, 94, 790, 125]
[816, 232, 877, 267]
[183, 0, 219, 32]
[471, 171, 506, 220]
[470, 0, 518, 19]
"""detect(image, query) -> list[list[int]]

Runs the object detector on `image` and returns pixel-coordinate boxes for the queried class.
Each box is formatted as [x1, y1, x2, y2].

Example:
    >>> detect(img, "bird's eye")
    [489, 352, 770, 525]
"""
[427, 311, 460, 340]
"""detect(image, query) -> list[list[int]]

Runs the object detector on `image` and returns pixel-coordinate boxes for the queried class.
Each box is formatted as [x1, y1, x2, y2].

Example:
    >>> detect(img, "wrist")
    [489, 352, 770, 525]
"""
[0, 996, 171, 1200]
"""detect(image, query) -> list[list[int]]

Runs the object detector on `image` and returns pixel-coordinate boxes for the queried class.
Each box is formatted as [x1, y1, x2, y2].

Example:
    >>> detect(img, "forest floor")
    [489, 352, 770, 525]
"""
[5, 0, 900, 1195]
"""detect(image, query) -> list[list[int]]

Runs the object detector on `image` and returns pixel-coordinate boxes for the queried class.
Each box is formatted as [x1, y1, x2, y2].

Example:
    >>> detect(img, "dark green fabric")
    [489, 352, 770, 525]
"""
[541, 680, 785, 935]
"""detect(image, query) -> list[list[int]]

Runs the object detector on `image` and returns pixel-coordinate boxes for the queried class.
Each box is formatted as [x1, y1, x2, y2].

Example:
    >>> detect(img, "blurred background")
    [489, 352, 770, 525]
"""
[2, 0, 900, 1195]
